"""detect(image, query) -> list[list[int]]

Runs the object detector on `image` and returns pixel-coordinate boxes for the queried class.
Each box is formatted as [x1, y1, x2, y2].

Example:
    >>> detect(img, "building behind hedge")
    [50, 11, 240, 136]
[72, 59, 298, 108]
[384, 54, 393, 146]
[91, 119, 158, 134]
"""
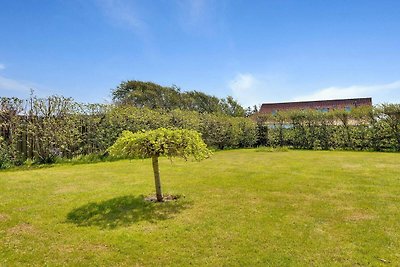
[259, 97, 372, 114]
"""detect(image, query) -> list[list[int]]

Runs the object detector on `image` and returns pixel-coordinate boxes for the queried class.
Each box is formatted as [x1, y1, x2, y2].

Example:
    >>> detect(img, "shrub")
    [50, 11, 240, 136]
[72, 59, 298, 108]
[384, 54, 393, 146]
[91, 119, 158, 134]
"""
[0, 137, 12, 169]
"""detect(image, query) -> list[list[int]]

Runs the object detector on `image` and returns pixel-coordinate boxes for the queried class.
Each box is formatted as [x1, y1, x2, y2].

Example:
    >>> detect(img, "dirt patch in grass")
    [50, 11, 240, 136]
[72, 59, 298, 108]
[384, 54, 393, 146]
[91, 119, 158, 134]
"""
[7, 223, 37, 235]
[56, 244, 75, 254]
[87, 243, 111, 252]
[341, 163, 362, 170]
[54, 243, 110, 254]
[56, 243, 110, 254]
[0, 213, 10, 222]
[54, 185, 81, 194]
[375, 163, 399, 169]
[345, 212, 376, 222]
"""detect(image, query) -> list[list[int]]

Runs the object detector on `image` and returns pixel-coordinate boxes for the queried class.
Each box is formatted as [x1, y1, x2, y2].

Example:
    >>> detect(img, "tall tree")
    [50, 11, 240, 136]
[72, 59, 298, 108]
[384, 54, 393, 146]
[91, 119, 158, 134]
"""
[111, 80, 246, 116]
[112, 80, 181, 109]
[221, 96, 246, 117]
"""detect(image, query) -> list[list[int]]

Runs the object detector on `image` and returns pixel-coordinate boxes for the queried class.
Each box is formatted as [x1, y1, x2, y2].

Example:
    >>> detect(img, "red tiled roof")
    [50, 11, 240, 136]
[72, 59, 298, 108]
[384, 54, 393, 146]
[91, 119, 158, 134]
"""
[259, 97, 372, 113]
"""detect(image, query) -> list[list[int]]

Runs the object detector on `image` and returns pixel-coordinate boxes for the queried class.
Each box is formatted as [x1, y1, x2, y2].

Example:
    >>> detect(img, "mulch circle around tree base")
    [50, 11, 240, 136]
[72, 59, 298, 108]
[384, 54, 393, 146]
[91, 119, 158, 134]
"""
[144, 194, 182, 202]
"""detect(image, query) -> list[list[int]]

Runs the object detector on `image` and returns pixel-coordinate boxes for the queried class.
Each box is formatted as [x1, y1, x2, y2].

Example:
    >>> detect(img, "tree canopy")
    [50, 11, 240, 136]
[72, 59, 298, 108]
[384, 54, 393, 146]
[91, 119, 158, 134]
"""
[111, 80, 246, 117]
[108, 128, 212, 160]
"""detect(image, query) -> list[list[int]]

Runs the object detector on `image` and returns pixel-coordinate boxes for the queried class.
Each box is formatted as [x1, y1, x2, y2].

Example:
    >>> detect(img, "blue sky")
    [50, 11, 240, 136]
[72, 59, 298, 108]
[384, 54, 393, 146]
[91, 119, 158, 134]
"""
[1, 0, 400, 107]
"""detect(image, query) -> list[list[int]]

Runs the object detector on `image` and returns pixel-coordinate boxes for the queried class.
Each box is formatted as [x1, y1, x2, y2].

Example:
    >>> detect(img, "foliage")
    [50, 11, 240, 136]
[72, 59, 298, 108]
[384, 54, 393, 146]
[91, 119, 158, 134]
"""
[379, 103, 400, 150]
[0, 137, 12, 169]
[112, 81, 181, 109]
[253, 105, 400, 152]
[111, 80, 246, 116]
[108, 128, 212, 161]
[237, 117, 258, 148]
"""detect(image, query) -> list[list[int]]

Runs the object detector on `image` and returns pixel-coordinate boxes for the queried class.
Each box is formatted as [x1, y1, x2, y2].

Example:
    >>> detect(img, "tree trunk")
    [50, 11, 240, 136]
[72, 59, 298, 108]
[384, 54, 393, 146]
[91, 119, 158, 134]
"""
[152, 156, 163, 202]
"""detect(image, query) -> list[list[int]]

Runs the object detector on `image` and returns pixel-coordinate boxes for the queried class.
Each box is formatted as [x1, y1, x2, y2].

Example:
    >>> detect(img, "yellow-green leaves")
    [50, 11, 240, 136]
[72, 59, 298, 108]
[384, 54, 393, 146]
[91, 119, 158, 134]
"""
[108, 128, 212, 161]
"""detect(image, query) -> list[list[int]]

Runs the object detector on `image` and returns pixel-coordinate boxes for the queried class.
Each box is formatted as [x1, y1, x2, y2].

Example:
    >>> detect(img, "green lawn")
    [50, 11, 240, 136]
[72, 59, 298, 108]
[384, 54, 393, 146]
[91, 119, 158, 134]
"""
[1, 150, 400, 266]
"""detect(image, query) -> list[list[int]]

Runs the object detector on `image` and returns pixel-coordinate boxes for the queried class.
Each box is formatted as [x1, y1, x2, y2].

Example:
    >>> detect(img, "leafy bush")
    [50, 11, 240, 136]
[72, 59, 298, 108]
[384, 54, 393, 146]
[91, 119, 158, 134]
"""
[0, 137, 12, 169]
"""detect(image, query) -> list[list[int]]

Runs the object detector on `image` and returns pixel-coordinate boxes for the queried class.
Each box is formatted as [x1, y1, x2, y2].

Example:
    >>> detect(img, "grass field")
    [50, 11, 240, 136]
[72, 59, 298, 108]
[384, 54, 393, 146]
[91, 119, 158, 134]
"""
[1, 149, 400, 266]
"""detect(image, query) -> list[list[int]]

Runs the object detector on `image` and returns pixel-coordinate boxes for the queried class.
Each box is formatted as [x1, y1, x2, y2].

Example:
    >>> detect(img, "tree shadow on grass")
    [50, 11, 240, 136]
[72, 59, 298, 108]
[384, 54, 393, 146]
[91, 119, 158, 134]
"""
[66, 195, 191, 229]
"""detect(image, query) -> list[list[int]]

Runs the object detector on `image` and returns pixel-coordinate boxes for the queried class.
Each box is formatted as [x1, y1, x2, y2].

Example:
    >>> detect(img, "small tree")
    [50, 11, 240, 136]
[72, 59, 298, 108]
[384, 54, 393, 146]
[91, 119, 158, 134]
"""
[108, 128, 212, 202]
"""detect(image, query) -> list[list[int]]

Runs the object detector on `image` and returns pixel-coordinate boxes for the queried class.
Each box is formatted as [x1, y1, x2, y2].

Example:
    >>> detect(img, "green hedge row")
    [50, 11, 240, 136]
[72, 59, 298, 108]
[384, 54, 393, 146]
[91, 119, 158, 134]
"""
[0, 96, 257, 167]
[254, 105, 400, 151]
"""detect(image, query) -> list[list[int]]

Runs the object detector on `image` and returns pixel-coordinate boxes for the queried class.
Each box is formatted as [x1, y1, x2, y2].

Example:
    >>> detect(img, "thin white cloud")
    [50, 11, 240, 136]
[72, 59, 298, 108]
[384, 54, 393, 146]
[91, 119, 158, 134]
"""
[0, 75, 31, 92]
[176, 0, 222, 36]
[0, 75, 60, 99]
[228, 72, 293, 107]
[95, 0, 157, 57]
[186, 0, 208, 22]
[228, 73, 260, 107]
[229, 73, 256, 93]
[293, 81, 400, 102]
[96, 0, 148, 35]
[0, 63, 5, 70]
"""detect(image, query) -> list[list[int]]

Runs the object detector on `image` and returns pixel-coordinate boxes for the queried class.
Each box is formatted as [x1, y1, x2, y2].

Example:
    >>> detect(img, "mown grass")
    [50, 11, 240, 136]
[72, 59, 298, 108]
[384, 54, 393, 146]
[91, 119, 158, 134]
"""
[1, 149, 400, 266]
